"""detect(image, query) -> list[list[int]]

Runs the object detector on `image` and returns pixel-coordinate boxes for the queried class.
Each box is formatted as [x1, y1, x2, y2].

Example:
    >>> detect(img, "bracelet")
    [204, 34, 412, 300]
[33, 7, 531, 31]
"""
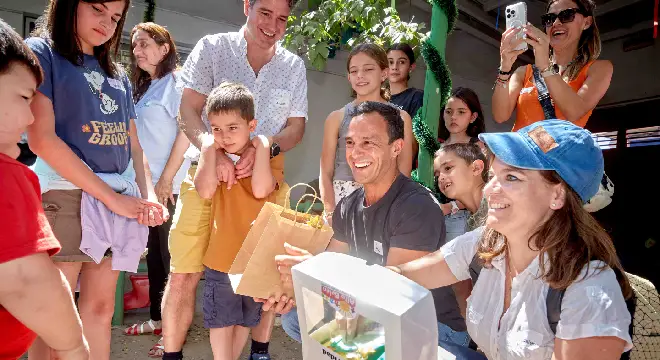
[492, 76, 509, 89]
[498, 67, 513, 76]
[324, 210, 334, 218]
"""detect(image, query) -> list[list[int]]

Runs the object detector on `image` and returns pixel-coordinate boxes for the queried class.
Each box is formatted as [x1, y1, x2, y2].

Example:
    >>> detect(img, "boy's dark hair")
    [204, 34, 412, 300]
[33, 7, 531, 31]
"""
[33, 0, 131, 78]
[387, 43, 415, 64]
[0, 20, 43, 85]
[435, 142, 490, 183]
[206, 82, 255, 121]
[248, 0, 300, 9]
[349, 101, 404, 143]
[439, 87, 486, 141]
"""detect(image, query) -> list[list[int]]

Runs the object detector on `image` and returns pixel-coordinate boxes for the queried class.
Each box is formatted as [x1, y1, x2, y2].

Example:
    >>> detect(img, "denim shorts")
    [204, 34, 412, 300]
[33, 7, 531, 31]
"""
[203, 267, 262, 328]
[445, 210, 470, 241]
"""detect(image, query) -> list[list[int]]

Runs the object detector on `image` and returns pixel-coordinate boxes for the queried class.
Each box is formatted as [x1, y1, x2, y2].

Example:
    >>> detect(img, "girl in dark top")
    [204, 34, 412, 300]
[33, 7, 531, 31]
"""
[387, 43, 424, 118]
[438, 87, 486, 146]
[26, 1, 166, 359]
[387, 43, 422, 167]
[437, 87, 486, 240]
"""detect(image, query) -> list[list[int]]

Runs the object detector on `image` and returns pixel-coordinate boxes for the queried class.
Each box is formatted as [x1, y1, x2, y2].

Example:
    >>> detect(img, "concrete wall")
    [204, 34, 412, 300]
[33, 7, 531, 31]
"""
[122, 2, 238, 50]
[445, 29, 511, 132]
[600, 38, 660, 105]
[0, 8, 24, 33]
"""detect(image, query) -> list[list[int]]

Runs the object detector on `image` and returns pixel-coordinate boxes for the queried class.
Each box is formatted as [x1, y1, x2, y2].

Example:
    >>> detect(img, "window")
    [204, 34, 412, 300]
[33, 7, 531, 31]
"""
[626, 126, 660, 147]
[112, 41, 132, 69]
[592, 130, 617, 150]
[591, 126, 660, 149]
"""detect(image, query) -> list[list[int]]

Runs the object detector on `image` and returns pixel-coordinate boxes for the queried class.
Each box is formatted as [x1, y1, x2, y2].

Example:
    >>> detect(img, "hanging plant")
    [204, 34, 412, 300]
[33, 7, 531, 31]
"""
[283, 0, 427, 70]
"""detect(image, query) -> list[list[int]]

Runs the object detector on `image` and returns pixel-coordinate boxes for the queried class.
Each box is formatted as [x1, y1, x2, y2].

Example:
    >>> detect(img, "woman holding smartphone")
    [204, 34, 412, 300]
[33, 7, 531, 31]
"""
[492, 0, 613, 130]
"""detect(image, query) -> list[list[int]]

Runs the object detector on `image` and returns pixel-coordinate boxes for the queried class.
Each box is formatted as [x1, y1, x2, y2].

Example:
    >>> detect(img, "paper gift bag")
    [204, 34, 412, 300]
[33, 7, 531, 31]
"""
[228, 184, 333, 300]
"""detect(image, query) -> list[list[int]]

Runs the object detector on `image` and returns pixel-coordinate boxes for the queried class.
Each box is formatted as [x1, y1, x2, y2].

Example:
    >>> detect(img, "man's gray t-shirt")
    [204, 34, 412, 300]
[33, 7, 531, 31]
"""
[332, 173, 467, 331]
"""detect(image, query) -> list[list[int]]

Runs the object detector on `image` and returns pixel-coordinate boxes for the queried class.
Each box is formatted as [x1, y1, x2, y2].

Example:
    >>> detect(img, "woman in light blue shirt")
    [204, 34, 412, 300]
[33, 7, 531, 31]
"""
[125, 22, 190, 358]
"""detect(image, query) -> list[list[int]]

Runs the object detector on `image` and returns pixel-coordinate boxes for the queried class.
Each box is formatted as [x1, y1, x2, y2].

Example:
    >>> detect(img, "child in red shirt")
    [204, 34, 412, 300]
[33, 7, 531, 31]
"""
[0, 20, 88, 360]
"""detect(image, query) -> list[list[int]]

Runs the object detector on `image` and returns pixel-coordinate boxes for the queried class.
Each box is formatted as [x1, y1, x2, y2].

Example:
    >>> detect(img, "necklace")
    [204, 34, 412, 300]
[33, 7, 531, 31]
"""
[81, 64, 106, 100]
[550, 56, 577, 76]
[80, 63, 119, 116]
[506, 247, 520, 279]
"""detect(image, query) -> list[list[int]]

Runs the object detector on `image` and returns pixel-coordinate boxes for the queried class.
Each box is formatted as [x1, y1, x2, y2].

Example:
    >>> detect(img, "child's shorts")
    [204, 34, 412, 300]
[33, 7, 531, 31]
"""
[203, 267, 262, 329]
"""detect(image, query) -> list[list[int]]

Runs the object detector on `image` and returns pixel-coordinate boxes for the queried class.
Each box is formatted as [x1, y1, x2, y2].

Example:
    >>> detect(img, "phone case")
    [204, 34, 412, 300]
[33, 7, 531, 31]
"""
[505, 2, 528, 51]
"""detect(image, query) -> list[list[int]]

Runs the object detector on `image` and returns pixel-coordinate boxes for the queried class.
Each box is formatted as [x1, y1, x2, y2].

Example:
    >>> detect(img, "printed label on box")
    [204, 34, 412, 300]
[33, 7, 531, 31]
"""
[322, 283, 357, 319]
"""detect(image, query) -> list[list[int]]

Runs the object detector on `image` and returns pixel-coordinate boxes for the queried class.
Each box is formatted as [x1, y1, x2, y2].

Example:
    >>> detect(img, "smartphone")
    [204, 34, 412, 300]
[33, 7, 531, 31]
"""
[505, 2, 528, 51]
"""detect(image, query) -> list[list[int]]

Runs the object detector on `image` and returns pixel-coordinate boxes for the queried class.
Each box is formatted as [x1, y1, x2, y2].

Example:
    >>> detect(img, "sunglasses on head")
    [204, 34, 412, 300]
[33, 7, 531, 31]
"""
[541, 8, 584, 28]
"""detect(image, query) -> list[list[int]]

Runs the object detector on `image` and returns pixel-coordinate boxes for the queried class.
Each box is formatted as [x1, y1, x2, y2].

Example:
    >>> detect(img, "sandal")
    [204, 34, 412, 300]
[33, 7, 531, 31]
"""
[148, 337, 164, 358]
[124, 319, 162, 336]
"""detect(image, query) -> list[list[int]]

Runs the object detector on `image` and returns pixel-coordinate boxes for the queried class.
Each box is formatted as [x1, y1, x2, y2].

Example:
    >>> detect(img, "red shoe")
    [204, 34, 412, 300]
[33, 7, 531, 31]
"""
[124, 319, 162, 336]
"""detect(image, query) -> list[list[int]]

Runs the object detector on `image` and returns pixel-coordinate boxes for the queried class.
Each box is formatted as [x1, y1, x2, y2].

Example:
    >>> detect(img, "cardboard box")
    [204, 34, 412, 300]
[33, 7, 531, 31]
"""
[292, 252, 439, 360]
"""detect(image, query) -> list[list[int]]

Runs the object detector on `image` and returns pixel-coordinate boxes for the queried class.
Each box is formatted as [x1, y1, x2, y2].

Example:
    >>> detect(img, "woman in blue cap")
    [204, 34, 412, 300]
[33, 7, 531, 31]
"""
[390, 120, 633, 359]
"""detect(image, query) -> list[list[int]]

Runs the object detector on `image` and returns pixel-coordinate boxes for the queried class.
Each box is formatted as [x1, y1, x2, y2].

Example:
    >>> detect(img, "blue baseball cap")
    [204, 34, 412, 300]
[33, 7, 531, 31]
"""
[478, 120, 604, 203]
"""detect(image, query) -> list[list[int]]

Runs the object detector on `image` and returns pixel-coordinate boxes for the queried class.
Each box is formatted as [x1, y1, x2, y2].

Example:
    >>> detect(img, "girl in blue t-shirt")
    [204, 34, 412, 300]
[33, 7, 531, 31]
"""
[26, 1, 167, 359]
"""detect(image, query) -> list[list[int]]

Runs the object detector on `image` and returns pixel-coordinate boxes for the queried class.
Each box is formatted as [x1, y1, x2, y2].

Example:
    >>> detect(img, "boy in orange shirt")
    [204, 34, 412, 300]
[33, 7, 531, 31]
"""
[193, 82, 283, 360]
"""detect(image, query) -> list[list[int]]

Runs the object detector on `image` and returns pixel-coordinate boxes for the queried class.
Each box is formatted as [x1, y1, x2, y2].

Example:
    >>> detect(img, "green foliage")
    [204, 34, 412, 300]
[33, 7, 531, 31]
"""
[283, 0, 428, 70]
[143, 0, 156, 23]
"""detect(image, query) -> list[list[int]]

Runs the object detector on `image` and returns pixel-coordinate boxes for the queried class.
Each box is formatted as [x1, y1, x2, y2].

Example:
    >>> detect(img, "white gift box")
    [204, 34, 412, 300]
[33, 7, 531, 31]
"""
[291, 252, 440, 360]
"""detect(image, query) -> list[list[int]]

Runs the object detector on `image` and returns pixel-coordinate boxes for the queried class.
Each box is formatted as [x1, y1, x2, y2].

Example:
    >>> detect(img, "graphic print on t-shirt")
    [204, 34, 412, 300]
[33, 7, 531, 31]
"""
[80, 68, 129, 151]
[81, 121, 129, 148]
[83, 69, 119, 115]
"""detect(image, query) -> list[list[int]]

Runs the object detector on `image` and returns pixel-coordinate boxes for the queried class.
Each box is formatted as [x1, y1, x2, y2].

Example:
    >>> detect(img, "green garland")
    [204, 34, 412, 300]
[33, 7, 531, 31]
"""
[413, 2, 456, 157]
[143, 0, 156, 23]
[421, 38, 453, 108]
[413, 108, 440, 155]
[410, 0, 457, 194]
[429, 0, 458, 36]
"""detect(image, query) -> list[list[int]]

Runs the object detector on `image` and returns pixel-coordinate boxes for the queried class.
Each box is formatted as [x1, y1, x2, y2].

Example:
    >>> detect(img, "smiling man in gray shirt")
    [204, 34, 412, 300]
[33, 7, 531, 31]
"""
[271, 101, 469, 354]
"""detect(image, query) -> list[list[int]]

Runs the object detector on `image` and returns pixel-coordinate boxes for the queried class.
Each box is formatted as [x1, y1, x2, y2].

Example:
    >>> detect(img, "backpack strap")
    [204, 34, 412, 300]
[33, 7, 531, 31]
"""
[546, 287, 565, 334]
[469, 253, 482, 285]
[531, 65, 557, 120]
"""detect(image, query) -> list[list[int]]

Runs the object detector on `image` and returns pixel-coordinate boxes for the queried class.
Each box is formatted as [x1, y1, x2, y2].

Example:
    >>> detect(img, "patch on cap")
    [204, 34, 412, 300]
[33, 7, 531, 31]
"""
[528, 125, 559, 153]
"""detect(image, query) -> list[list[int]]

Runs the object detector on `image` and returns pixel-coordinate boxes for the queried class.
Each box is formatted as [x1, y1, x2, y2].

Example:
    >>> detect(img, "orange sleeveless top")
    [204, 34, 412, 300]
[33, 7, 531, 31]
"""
[513, 61, 594, 131]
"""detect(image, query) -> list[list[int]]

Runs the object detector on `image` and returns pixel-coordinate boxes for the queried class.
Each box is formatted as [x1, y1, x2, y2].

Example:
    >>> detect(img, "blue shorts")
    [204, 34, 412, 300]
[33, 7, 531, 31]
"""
[203, 267, 262, 329]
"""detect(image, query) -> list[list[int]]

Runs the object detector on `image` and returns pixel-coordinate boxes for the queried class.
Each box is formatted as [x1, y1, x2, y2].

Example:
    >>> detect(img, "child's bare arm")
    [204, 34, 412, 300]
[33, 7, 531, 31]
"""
[194, 134, 220, 199]
[251, 135, 277, 199]
[0, 253, 89, 359]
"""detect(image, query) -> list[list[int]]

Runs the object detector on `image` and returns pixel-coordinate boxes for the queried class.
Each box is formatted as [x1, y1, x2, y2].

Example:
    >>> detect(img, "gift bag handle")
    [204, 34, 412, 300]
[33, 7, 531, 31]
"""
[291, 194, 324, 225]
[282, 182, 318, 209]
[281, 183, 325, 225]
